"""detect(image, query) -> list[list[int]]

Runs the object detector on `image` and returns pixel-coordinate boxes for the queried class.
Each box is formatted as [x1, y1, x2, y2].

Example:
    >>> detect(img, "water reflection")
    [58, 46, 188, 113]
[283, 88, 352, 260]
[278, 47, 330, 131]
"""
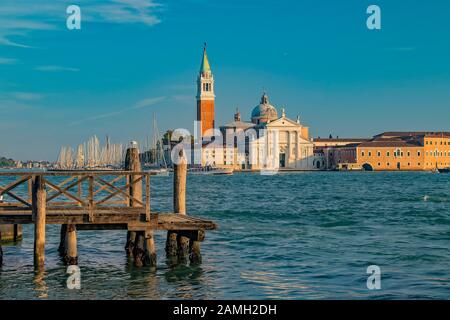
[33, 269, 48, 299]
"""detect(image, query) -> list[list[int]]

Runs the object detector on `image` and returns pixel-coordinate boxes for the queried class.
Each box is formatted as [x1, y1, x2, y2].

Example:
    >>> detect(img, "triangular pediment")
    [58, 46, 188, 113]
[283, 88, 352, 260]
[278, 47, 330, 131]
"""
[266, 117, 302, 128]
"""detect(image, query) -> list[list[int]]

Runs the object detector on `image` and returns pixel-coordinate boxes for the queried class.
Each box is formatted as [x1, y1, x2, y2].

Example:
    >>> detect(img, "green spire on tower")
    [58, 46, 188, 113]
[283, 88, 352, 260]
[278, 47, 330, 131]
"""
[200, 42, 211, 73]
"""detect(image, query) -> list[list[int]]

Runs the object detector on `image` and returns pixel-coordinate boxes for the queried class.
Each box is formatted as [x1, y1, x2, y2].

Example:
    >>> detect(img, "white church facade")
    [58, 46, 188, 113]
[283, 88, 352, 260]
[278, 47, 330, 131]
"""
[202, 93, 324, 171]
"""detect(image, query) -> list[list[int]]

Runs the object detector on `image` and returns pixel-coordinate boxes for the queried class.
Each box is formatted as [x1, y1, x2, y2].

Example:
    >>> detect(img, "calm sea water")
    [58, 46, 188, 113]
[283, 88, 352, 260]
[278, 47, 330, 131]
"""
[1, 171, 450, 299]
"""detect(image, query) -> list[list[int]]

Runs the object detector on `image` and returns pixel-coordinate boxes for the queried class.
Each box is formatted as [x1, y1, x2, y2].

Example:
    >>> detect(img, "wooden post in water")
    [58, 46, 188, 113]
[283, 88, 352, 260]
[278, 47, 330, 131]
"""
[58, 224, 67, 256]
[125, 146, 140, 257]
[65, 224, 78, 265]
[32, 175, 46, 269]
[145, 229, 157, 268]
[133, 231, 145, 267]
[124, 144, 156, 267]
[168, 148, 193, 261]
[166, 149, 185, 258]
[58, 176, 82, 257]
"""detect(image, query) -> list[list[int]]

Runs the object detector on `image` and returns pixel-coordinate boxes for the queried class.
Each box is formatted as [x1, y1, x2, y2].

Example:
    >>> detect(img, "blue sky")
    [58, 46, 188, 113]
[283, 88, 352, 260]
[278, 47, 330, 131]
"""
[1, 0, 450, 160]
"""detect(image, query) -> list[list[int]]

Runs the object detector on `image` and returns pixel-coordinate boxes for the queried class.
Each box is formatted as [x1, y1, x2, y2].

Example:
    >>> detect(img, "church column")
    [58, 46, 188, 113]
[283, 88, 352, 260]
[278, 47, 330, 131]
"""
[285, 131, 290, 168]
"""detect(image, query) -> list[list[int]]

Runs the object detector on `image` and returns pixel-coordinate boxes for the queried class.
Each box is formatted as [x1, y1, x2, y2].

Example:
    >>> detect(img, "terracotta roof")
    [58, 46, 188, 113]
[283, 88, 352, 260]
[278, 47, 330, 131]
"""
[358, 140, 422, 148]
[374, 131, 450, 138]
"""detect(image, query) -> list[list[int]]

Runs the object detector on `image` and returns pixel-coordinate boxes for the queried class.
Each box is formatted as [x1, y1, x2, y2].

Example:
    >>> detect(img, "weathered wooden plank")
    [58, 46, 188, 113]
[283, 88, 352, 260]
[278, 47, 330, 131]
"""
[0, 175, 32, 195]
[45, 179, 87, 206]
[76, 224, 128, 230]
[46, 176, 89, 203]
[95, 176, 144, 206]
[93, 175, 124, 196]
[1, 191, 31, 207]
[0, 212, 217, 230]
[56, 176, 77, 189]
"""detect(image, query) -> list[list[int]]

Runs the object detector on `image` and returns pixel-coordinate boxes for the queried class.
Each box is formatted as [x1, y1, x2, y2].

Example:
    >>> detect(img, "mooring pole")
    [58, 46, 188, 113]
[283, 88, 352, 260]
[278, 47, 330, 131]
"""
[125, 146, 140, 257]
[145, 229, 157, 268]
[168, 148, 194, 261]
[32, 175, 46, 269]
[125, 144, 156, 267]
[58, 224, 67, 256]
[166, 149, 186, 258]
[65, 224, 78, 265]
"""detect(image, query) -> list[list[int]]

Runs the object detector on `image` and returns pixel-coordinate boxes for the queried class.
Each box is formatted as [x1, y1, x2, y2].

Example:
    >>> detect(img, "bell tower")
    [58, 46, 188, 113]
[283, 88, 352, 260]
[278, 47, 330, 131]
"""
[197, 43, 215, 137]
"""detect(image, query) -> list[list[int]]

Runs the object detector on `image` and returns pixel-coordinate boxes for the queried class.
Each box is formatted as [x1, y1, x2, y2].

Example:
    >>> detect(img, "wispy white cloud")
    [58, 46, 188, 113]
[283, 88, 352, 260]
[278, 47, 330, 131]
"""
[68, 95, 166, 126]
[0, 57, 17, 64]
[35, 65, 80, 72]
[0, 0, 163, 48]
[9, 92, 44, 101]
[172, 94, 193, 103]
[132, 96, 166, 109]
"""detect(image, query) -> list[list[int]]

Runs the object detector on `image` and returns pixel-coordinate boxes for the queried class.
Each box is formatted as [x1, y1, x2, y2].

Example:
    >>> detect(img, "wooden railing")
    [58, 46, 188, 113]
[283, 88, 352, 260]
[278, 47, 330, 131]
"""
[0, 171, 153, 222]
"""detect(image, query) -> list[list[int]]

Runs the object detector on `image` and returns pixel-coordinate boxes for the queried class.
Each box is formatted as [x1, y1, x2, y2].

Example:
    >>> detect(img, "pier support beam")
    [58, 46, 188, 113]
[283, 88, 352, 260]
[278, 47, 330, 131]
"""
[165, 231, 178, 257]
[33, 175, 46, 270]
[132, 229, 156, 268]
[64, 224, 78, 265]
[125, 231, 136, 257]
[189, 241, 202, 264]
[145, 230, 157, 268]
[58, 224, 68, 256]
[133, 231, 145, 267]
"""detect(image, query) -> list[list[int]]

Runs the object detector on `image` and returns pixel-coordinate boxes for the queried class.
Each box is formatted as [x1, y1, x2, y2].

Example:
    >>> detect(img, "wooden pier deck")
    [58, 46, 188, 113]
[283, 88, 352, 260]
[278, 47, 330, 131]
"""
[0, 147, 217, 269]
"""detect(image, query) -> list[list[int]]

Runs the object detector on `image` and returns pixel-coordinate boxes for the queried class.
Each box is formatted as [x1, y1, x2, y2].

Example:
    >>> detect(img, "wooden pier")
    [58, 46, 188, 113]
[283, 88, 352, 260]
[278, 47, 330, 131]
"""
[0, 147, 217, 269]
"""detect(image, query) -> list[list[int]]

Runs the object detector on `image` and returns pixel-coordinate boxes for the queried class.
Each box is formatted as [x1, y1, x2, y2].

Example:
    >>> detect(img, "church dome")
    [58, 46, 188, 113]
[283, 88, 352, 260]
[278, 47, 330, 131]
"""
[251, 93, 278, 124]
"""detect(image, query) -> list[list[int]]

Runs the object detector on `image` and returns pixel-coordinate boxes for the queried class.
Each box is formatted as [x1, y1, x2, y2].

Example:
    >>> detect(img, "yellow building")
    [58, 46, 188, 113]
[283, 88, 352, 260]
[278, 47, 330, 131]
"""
[357, 132, 450, 171]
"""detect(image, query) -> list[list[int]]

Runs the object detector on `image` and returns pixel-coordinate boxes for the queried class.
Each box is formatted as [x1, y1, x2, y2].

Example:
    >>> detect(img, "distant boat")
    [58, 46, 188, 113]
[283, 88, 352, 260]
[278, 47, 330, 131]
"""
[189, 166, 233, 175]
[438, 167, 450, 173]
[148, 168, 170, 176]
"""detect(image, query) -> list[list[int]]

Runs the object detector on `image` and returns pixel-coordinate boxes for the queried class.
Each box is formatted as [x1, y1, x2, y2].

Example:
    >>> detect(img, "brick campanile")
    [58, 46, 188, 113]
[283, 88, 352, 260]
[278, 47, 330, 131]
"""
[197, 43, 215, 137]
